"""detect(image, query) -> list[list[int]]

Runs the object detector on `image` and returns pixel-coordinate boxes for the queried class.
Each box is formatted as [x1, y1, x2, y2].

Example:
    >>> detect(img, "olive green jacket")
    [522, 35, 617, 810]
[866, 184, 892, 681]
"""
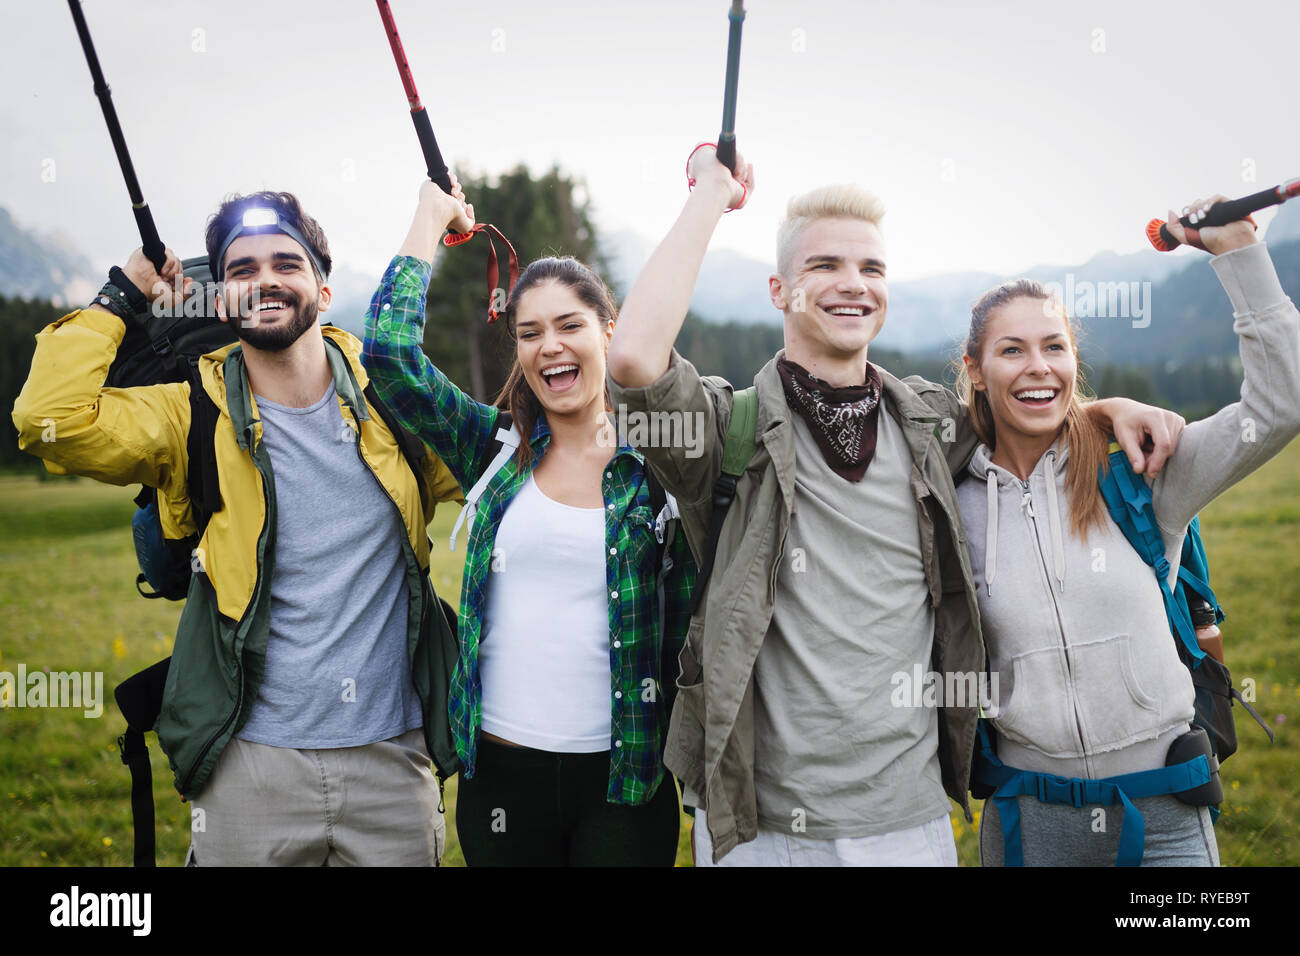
[609, 350, 985, 862]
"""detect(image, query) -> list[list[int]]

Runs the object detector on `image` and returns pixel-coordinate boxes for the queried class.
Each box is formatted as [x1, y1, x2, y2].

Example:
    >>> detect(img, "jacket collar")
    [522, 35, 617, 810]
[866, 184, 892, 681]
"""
[201, 325, 371, 451]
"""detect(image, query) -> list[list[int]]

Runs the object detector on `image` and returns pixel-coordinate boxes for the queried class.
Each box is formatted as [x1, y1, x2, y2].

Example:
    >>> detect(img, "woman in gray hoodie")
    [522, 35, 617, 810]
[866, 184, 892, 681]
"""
[954, 196, 1300, 865]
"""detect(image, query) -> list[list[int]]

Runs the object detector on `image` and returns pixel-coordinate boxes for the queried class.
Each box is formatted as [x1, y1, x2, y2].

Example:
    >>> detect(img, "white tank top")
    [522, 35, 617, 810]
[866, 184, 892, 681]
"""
[479, 474, 611, 752]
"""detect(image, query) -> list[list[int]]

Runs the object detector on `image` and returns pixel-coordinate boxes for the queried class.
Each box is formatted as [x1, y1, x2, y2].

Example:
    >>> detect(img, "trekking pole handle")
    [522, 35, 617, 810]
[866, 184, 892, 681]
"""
[411, 108, 454, 195]
[133, 207, 167, 274]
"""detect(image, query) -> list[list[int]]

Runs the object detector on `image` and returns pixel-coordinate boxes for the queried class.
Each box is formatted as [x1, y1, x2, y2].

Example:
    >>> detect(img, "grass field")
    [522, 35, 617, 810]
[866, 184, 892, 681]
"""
[1, 439, 1297, 867]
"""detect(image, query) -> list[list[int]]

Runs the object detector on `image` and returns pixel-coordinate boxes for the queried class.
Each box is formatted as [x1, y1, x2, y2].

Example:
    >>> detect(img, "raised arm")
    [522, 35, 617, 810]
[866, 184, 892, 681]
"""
[606, 145, 753, 388]
[11, 247, 193, 494]
[606, 147, 752, 535]
[363, 179, 499, 491]
[1149, 200, 1300, 532]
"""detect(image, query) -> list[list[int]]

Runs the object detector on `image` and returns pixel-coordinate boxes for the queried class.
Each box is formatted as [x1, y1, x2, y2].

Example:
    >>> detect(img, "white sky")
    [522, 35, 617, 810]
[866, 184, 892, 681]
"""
[2, 0, 1297, 282]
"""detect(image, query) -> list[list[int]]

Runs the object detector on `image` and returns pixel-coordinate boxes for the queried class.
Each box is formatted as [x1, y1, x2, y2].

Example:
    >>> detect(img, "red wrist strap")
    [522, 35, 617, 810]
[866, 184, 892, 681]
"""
[685, 142, 716, 189]
[685, 141, 745, 213]
[443, 222, 520, 322]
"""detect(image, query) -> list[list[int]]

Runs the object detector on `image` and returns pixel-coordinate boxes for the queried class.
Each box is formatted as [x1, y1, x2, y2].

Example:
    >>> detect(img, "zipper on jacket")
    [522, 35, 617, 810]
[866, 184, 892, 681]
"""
[180, 424, 272, 796]
[1018, 465, 1091, 773]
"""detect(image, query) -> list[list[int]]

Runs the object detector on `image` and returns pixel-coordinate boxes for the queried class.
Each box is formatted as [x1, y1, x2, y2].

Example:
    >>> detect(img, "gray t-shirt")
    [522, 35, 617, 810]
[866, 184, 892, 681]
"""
[753, 399, 950, 838]
[236, 382, 423, 749]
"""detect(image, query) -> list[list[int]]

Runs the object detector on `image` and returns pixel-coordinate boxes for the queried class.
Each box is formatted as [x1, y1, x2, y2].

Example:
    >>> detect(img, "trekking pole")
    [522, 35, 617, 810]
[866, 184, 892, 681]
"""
[67, 0, 166, 272]
[374, 0, 519, 320]
[714, 1, 747, 174]
[376, 1, 457, 210]
[1146, 177, 1300, 251]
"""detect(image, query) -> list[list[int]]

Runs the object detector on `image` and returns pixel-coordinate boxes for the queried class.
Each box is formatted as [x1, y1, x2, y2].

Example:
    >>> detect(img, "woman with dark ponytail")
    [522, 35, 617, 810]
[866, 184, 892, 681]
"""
[362, 179, 693, 866]
[954, 198, 1300, 866]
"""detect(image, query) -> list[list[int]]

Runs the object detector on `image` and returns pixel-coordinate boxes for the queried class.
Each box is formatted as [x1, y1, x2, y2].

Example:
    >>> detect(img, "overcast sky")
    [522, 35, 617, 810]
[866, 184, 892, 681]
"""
[2, 0, 1296, 283]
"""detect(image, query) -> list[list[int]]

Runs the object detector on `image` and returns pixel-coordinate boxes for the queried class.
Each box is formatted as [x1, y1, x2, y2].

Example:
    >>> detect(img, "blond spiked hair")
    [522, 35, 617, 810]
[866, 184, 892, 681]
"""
[776, 184, 886, 276]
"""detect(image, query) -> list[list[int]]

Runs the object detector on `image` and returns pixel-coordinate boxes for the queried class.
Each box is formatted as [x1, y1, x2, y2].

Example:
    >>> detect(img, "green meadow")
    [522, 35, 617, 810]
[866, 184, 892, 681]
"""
[1, 439, 1297, 867]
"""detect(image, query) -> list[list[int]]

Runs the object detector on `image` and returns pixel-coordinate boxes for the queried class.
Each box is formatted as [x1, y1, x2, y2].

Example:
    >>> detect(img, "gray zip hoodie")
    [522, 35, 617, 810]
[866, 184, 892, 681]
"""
[955, 241, 1300, 781]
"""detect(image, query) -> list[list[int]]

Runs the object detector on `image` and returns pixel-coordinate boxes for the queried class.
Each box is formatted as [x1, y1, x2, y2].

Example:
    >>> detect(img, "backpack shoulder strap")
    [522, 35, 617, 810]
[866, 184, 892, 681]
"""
[449, 411, 520, 552]
[723, 386, 759, 478]
[1098, 440, 1203, 663]
[1176, 515, 1223, 624]
[687, 386, 758, 615]
[185, 360, 222, 536]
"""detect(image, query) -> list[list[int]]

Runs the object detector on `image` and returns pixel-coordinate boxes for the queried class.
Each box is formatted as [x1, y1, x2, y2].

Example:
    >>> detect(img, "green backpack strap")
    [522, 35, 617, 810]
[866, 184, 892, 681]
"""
[687, 387, 758, 615]
[722, 386, 758, 477]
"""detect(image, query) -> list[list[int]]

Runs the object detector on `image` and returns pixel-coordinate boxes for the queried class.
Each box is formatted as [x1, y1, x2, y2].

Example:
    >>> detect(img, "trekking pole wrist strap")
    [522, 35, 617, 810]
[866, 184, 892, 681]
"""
[108, 266, 149, 313]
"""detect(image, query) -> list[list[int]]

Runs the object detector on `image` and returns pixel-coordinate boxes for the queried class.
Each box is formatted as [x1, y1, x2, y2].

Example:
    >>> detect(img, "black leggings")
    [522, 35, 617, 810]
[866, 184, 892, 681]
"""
[456, 739, 680, 866]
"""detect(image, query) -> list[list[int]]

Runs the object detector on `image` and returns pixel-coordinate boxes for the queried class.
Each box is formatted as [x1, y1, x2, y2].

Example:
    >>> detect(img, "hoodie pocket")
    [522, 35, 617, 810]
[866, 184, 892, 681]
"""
[993, 646, 1085, 758]
[1069, 634, 1162, 751]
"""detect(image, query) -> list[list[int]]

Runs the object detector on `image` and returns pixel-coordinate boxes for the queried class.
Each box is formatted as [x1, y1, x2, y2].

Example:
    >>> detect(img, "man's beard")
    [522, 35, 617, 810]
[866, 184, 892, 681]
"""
[231, 292, 319, 352]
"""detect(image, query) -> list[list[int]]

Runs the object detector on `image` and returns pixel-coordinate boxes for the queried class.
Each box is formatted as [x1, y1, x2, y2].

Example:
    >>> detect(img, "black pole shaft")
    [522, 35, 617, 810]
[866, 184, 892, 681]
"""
[715, 1, 746, 173]
[67, 0, 165, 271]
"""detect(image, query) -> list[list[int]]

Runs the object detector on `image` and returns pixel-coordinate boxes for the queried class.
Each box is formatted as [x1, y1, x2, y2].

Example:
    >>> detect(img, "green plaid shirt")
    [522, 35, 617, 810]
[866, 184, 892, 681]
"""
[363, 255, 696, 804]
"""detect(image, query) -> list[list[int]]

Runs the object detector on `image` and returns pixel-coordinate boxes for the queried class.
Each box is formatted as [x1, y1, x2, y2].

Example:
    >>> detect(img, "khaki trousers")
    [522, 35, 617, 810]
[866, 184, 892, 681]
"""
[186, 728, 445, 866]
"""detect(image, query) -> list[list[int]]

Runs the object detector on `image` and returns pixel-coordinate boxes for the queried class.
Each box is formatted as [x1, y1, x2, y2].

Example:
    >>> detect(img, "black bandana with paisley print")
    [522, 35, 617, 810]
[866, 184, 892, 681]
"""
[777, 356, 883, 482]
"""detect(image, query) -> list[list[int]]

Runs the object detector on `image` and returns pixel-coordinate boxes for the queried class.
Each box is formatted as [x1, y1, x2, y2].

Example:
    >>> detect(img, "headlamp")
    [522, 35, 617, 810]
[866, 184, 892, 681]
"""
[211, 207, 329, 281]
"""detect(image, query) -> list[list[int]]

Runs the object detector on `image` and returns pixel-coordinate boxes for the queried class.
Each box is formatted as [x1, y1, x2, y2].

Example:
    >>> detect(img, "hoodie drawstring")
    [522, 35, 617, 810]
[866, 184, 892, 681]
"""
[985, 471, 998, 596]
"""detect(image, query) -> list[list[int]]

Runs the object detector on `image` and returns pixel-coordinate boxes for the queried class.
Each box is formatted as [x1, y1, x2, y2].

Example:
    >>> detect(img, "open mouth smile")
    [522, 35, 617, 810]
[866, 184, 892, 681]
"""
[1012, 387, 1060, 407]
[820, 303, 874, 319]
[540, 363, 580, 392]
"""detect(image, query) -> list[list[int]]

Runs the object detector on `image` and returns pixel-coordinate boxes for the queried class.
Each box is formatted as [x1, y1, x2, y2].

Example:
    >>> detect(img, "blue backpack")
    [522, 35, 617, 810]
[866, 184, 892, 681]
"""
[973, 441, 1273, 866]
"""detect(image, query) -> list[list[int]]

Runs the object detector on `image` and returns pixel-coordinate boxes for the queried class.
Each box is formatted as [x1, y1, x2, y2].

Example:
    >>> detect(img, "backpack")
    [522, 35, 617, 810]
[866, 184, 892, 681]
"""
[971, 440, 1274, 866]
[102, 256, 233, 601]
[1096, 441, 1271, 761]
[109, 258, 459, 864]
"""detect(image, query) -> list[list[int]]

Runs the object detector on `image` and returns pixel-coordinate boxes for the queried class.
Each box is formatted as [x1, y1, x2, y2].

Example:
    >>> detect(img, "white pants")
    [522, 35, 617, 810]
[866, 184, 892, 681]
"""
[692, 808, 957, 867]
